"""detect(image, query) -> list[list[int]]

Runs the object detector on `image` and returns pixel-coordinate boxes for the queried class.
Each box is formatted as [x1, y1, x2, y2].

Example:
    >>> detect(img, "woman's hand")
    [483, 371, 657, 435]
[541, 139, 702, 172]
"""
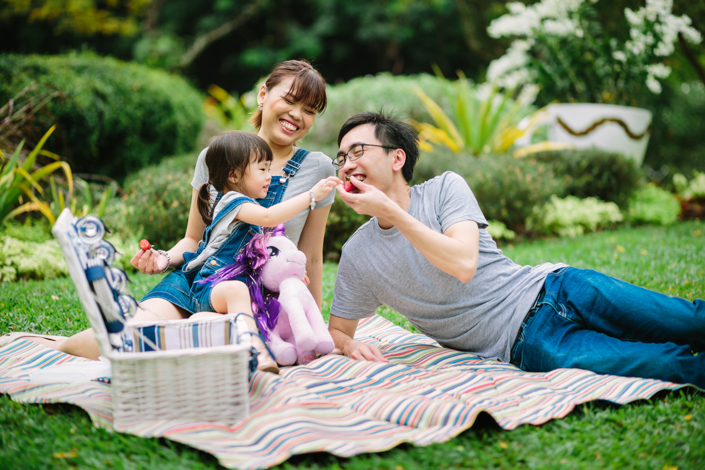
[311, 176, 342, 202]
[130, 249, 169, 275]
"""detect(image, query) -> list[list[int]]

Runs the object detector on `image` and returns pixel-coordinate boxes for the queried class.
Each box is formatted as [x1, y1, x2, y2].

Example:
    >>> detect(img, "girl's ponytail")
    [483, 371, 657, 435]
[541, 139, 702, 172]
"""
[197, 182, 213, 225]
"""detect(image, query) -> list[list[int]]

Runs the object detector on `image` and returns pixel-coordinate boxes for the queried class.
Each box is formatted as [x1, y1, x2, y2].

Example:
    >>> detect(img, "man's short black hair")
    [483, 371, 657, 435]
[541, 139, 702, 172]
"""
[337, 111, 419, 182]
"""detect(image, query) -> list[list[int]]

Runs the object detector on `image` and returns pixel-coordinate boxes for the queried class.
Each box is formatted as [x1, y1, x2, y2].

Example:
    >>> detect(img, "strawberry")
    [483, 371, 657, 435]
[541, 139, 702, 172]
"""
[139, 239, 151, 251]
[343, 180, 354, 192]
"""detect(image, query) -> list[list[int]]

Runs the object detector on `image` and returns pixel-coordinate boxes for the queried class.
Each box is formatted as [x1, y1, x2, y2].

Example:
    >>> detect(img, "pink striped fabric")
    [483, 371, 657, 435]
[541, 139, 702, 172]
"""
[0, 315, 693, 469]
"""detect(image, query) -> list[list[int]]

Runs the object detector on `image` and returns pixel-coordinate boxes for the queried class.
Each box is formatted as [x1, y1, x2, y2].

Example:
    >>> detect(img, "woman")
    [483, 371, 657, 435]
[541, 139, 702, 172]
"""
[8, 60, 335, 372]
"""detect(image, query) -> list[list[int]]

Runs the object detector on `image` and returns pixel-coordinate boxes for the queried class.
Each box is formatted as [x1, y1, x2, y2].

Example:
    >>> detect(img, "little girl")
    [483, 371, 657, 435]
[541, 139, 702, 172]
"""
[143, 130, 340, 372]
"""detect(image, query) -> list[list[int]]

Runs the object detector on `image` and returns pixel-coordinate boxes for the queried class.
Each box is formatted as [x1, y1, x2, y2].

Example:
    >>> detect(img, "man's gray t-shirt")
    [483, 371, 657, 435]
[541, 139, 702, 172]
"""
[331, 171, 565, 362]
[191, 147, 335, 247]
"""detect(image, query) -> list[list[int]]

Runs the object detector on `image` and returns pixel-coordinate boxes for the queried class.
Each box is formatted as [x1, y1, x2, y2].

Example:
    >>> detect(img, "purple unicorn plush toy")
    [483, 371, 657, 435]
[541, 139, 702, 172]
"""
[206, 225, 334, 366]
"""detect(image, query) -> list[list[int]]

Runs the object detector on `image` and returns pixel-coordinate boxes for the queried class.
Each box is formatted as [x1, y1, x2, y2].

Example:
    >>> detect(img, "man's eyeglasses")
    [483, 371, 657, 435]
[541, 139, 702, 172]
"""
[333, 143, 395, 170]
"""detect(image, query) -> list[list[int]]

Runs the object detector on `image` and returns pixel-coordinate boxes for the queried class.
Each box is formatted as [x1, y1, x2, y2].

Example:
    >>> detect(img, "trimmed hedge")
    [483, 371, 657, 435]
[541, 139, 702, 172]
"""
[412, 148, 564, 233]
[530, 148, 641, 209]
[304, 73, 451, 154]
[323, 199, 371, 259]
[121, 153, 197, 249]
[122, 146, 645, 257]
[412, 147, 643, 234]
[0, 52, 205, 180]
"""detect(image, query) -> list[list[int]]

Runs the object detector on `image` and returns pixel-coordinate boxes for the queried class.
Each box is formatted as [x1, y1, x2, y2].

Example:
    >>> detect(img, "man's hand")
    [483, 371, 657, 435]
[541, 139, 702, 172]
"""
[336, 176, 396, 220]
[329, 314, 389, 363]
[343, 338, 389, 362]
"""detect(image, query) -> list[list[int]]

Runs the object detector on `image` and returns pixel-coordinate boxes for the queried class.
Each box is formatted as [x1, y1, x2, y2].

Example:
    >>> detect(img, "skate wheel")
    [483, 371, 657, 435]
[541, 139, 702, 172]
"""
[118, 294, 138, 319]
[75, 215, 105, 244]
[89, 240, 116, 265]
[107, 267, 127, 292]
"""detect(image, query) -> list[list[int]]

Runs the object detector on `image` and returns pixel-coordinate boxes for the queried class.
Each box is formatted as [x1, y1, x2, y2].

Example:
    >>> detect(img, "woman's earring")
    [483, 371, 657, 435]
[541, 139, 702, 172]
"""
[258, 103, 263, 111]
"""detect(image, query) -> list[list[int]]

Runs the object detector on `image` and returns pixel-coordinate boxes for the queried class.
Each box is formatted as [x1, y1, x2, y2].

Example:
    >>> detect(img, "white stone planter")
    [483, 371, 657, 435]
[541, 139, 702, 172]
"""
[541, 103, 653, 166]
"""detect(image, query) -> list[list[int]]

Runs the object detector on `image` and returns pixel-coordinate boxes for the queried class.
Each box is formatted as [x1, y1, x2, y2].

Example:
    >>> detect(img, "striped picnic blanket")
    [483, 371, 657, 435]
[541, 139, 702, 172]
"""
[0, 315, 691, 469]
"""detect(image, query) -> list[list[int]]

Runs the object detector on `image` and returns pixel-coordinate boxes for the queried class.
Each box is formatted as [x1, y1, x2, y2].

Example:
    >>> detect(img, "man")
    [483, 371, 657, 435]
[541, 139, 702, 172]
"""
[329, 111, 705, 388]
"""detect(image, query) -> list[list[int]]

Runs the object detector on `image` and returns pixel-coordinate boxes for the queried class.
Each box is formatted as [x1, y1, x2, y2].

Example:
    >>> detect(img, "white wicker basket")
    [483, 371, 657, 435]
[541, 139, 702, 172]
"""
[52, 209, 250, 429]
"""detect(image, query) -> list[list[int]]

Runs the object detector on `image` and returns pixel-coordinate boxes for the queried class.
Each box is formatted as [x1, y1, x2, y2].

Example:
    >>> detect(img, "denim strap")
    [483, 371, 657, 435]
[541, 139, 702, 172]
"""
[280, 148, 310, 181]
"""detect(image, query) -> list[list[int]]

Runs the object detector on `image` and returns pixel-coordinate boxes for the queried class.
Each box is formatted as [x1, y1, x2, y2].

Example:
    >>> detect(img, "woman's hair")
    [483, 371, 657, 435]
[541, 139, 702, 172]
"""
[197, 131, 273, 225]
[251, 59, 327, 130]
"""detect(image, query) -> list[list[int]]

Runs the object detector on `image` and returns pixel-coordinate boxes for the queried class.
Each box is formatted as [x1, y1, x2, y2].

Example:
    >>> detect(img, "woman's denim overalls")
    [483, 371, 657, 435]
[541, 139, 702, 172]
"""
[141, 148, 310, 314]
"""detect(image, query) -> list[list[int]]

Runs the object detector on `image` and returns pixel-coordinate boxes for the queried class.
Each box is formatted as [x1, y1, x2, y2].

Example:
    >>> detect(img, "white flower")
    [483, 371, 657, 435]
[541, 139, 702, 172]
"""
[487, 40, 532, 84]
[624, 8, 643, 28]
[535, 0, 583, 20]
[496, 68, 535, 90]
[680, 23, 703, 45]
[506, 2, 527, 15]
[646, 74, 662, 94]
[644, 0, 673, 21]
[488, 0, 586, 38]
[612, 51, 627, 62]
[485, 0, 702, 102]
[488, 5, 541, 38]
[517, 83, 540, 105]
[646, 63, 671, 79]
[654, 40, 674, 57]
[542, 19, 578, 37]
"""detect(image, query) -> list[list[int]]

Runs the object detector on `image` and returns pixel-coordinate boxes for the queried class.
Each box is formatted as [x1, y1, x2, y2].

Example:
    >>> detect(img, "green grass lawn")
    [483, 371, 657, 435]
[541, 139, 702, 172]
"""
[1, 221, 704, 469]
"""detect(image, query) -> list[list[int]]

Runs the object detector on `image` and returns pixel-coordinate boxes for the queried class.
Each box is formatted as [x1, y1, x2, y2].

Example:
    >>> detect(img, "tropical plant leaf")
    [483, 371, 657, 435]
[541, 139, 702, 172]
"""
[414, 87, 464, 150]
[21, 125, 56, 172]
[1, 141, 24, 178]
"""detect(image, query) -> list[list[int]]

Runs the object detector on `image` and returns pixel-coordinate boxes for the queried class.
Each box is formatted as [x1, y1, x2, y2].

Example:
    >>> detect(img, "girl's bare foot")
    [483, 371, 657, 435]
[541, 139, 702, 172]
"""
[250, 336, 279, 373]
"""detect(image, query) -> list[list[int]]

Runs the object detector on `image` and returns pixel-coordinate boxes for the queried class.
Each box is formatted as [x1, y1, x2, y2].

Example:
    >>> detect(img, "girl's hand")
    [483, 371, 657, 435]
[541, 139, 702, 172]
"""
[130, 249, 169, 275]
[311, 176, 342, 202]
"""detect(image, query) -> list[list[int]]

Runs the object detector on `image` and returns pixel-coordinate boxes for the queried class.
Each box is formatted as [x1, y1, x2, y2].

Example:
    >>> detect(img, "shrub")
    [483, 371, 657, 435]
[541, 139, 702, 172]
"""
[673, 171, 705, 220]
[305, 73, 450, 153]
[0, 52, 205, 180]
[0, 218, 52, 243]
[413, 148, 564, 233]
[527, 195, 623, 238]
[0, 217, 137, 282]
[627, 183, 681, 225]
[673, 171, 705, 200]
[486, 220, 516, 241]
[646, 81, 705, 177]
[0, 236, 67, 282]
[529, 148, 641, 208]
[121, 153, 197, 249]
[324, 198, 371, 259]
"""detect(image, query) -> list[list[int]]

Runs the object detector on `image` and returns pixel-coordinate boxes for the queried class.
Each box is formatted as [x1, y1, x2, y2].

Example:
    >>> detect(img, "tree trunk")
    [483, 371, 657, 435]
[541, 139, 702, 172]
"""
[177, 0, 268, 69]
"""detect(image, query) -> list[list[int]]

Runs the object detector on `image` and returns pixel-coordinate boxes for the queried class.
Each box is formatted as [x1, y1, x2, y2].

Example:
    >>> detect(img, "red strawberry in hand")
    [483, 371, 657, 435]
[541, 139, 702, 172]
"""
[343, 175, 364, 193]
[139, 239, 151, 251]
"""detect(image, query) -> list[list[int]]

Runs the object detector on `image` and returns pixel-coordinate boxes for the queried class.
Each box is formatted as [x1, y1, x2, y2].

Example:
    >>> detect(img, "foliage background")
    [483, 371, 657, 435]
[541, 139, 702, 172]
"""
[1, 0, 704, 257]
[2, 1, 702, 94]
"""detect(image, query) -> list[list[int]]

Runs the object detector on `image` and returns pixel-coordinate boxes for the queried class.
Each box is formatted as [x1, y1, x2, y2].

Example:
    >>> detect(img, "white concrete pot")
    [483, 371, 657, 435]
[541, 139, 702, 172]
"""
[543, 103, 652, 166]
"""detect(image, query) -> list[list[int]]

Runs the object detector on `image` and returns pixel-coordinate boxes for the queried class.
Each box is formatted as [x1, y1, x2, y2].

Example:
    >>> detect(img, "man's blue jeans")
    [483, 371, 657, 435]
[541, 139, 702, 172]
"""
[510, 267, 705, 388]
